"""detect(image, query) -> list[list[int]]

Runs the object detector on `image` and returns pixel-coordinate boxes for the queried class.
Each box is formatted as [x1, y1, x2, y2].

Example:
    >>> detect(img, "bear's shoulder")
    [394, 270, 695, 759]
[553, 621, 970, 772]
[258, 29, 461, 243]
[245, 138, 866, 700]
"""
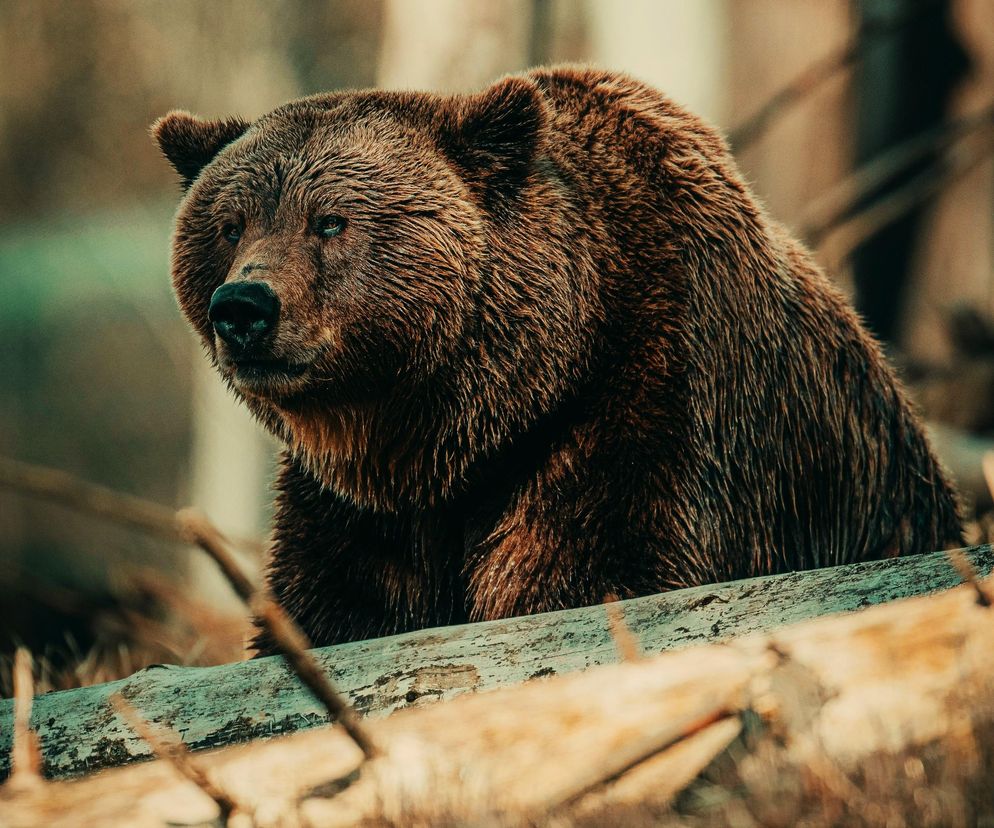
[524, 65, 730, 161]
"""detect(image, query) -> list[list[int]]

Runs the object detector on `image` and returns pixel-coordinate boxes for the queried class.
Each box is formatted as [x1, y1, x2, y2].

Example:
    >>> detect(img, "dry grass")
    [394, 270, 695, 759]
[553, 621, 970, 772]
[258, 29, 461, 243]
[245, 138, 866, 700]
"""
[0, 567, 249, 697]
[660, 710, 994, 828]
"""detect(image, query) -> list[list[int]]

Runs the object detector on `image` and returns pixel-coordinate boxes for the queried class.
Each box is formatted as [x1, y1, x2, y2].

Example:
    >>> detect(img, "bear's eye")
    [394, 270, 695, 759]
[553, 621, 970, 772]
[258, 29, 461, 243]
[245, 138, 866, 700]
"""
[315, 215, 347, 239]
[221, 223, 242, 245]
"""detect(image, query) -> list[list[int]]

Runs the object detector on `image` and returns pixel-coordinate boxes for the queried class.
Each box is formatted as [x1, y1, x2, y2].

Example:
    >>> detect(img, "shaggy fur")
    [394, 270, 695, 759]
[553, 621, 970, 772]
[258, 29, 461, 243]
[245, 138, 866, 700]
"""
[154, 66, 962, 651]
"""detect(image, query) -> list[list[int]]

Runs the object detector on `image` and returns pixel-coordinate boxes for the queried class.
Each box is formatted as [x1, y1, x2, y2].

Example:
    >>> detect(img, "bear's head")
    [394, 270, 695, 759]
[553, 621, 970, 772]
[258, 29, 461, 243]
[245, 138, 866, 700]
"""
[155, 76, 594, 507]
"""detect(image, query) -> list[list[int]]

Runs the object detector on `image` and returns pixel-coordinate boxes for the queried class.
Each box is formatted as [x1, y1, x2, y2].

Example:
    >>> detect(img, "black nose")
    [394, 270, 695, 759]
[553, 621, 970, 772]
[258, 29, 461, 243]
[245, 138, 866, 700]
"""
[208, 282, 280, 350]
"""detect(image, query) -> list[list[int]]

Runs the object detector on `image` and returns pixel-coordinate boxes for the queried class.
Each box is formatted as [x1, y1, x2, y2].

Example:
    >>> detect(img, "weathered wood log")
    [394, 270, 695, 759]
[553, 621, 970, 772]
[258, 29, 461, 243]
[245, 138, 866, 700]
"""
[1, 547, 990, 780]
[2, 559, 993, 827]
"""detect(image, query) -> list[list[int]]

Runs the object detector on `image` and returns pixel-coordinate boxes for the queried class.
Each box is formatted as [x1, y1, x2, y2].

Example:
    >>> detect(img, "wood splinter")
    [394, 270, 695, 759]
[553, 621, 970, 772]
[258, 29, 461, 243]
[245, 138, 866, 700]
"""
[8, 648, 43, 791]
[543, 701, 737, 815]
[945, 547, 992, 608]
[604, 593, 642, 662]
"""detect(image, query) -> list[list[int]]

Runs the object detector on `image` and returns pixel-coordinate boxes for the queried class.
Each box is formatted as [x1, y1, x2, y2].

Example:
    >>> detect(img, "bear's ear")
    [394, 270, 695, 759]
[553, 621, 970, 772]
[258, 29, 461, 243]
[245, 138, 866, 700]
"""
[151, 111, 250, 189]
[444, 76, 547, 194]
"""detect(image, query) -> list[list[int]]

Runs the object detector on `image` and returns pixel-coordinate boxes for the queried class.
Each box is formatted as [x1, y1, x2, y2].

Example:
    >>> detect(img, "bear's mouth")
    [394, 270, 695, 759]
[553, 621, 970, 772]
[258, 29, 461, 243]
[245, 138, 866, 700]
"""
[225, 355, 312, 396]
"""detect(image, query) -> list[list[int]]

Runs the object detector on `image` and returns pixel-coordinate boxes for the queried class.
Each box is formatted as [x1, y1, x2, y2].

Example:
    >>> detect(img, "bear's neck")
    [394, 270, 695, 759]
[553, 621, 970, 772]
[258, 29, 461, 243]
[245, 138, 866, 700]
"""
[257, 311, 593, 515]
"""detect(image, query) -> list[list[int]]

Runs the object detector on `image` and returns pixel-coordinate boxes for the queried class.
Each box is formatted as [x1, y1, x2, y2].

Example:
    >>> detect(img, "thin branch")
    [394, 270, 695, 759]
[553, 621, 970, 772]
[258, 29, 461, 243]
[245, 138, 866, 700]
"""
[0, 455, 377, 762]
[176, 509, 379, 759]
[949, 445, 994, 607]
[815, 128, 994, 271]
[0, 456, 180, 542]
[980, 450, 994, 507]
[944, 548, 992, 608]
[729, 39, 857, 151]
[0, 455, 264, 557]
[176, 509, 257, 603]
[110, 693, 239, 822]
[803, 752, 871, 813]
[604, 594, 641, 662]
[729, 0, 944, 151]
[801, 104, 994, 245]
[252, 597, 379, 760]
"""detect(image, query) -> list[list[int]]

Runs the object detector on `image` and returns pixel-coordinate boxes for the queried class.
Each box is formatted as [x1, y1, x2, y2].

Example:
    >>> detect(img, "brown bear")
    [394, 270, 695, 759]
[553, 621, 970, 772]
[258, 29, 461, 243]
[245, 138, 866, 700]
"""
[153, 66, 962, 652]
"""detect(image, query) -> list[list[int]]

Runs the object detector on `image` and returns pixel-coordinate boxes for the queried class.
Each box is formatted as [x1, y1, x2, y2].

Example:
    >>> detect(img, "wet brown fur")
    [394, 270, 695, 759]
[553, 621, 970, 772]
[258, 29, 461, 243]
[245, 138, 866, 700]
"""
[153, 66, 962, 650]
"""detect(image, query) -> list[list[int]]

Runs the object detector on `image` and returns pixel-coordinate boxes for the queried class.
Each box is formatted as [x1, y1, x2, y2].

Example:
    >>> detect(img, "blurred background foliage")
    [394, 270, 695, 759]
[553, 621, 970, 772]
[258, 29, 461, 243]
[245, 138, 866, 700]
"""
[1, 0, 993, 694]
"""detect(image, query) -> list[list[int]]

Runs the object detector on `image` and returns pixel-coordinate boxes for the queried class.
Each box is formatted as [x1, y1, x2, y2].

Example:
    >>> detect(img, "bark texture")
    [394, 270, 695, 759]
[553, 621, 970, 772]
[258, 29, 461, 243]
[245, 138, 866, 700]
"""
[0, 547, 989, 781]
[2, 553, 993, 827]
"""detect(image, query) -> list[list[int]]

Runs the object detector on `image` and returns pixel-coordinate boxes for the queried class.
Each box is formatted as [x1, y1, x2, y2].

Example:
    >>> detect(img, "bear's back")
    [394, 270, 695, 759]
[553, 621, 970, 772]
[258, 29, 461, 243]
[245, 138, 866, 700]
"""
[521, 66, 961, 576]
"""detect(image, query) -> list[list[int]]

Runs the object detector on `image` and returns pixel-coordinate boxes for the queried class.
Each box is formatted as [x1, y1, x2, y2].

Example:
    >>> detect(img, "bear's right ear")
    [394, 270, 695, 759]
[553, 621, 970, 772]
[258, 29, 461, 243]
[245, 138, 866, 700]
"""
[443, 76, 547, 196]
[151, 111, 250, 189]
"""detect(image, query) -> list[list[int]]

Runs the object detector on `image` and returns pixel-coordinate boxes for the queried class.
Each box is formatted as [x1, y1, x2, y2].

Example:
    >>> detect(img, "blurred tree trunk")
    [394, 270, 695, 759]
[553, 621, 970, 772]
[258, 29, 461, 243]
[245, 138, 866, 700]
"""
[900, 0, 994, 365]
[851, 0, 967, 344]
[155, 2, 304, 607]
[585, 0, 729, 127]
[377, 0, 533, 93]
[187, 359, 271, 610]
[728, 0, 854, 280]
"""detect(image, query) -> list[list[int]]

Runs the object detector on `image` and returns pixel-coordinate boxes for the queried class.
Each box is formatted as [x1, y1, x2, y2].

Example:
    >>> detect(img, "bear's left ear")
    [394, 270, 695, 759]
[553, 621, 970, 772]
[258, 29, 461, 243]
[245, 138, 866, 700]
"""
[151, 111, 250, 189]
[444, 76, 547, 195]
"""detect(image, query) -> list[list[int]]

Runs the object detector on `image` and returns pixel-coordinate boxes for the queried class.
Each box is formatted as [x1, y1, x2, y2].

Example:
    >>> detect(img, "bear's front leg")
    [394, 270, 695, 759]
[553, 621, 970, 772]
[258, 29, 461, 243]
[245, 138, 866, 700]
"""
[252, 455, 465, 653]
[463, 451, 683, 622]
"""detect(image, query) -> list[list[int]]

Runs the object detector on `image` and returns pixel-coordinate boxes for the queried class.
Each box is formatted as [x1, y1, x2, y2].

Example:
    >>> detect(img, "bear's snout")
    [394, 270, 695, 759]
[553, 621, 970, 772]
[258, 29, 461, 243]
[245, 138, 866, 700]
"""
[208, 281, 280, 353]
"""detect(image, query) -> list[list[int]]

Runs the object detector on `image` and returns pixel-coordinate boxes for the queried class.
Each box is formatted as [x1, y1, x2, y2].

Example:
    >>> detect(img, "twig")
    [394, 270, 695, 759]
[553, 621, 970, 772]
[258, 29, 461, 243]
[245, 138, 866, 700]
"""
[110, 693, 239, 822]
[729, 38, 858, 151]
[252, 597, 379, 760]
[0, 455, 264, 556]
[944, 548, 992, 608]
[981, 451, 994, 508]
[176, 509, 257, 603]
[801, 104, 994, 245]
[0, 455, 377, 762]
[541, 701, 735, 813]
[176, 509, 379, 759]
[604, 594, 641, 662]
[9, 648, 43, 789]
[728, 0, 943, 150]
[0, 456, 180, 541]
[802, 752, 870, 813]
[815, 128, 994, 271]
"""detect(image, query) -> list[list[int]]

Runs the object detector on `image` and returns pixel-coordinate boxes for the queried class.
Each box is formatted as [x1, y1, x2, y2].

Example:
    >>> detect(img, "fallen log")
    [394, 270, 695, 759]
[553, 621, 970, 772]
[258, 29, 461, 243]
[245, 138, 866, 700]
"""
[2, 558, 993, 827]
[0, 546, 990, 779]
